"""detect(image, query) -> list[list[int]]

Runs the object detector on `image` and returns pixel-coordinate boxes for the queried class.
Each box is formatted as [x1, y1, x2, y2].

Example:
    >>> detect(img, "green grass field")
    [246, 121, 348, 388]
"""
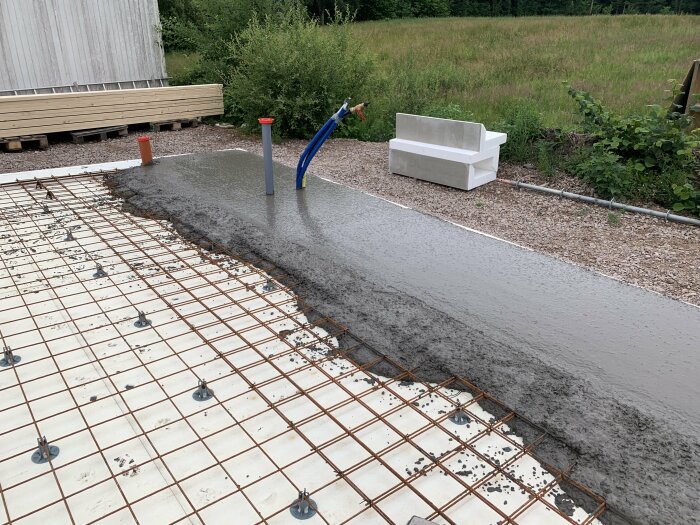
[350, 15, 699, 128]
[166, 15, 699, 130]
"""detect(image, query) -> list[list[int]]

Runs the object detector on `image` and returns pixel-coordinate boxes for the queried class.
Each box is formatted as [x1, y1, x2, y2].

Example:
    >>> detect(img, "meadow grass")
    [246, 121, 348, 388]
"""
[350, 15, 700, 129]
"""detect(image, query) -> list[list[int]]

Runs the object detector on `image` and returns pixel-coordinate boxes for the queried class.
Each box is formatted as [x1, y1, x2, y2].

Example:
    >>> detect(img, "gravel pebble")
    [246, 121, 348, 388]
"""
[2, 124, 697, 306]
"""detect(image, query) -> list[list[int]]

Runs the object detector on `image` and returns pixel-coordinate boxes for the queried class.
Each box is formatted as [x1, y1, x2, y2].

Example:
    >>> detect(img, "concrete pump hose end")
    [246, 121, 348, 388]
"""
[350, 102, 369, 121]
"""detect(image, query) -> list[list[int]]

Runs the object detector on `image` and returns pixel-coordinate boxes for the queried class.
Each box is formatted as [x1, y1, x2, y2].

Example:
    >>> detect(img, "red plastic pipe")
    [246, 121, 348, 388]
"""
[137, 136, 153, 166]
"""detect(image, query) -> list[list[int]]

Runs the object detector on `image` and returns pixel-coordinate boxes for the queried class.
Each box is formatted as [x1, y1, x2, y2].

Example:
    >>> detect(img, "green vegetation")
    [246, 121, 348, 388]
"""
[168, 15, 698, 130]
[351, 16, 699, 128]
[164, 51, 201, 80]
[159, 0, 280, 53]
[224, 5, 372, 138]
[492, 103, 546, 162]
[161, 8, 699, 215]
[607, 211, 622, 226]
[567, 84, 699, 209]
[159, 0, 700, 32]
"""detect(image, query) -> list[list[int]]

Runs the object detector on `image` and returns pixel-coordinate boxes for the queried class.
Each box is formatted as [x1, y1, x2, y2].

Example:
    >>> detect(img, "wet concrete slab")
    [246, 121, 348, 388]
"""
[113, 150, 700, 525]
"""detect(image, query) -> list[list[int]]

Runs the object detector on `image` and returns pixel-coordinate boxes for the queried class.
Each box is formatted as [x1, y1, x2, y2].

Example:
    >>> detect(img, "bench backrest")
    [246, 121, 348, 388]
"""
[396, 113, 485, 151]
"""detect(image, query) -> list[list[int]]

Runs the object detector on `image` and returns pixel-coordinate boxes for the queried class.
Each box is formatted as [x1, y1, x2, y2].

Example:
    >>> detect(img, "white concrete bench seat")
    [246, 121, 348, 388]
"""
[389, 113, 507, 190]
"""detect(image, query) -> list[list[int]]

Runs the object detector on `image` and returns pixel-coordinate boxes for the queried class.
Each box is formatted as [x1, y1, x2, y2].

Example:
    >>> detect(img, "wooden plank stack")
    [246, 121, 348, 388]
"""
[0, 84, 224, 138]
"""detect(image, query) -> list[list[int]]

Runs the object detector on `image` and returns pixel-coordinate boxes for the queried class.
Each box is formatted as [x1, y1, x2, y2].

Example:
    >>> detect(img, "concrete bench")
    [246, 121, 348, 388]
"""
[389, 113, 507, 190]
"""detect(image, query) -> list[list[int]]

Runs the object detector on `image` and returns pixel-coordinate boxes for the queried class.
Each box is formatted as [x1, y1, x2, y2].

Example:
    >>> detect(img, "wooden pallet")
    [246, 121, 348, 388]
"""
[70, 125, 128, 144]
[150, 118, 201, 132]
[0, 134, 48, 152]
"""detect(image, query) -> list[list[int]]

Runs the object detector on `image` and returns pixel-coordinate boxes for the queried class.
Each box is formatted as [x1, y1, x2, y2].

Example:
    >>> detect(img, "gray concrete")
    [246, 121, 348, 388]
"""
[112, 150, 700, 525]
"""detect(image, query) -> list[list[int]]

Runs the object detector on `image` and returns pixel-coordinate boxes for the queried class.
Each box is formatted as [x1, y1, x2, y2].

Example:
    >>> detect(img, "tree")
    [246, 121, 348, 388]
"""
[412, 0, 452, 17]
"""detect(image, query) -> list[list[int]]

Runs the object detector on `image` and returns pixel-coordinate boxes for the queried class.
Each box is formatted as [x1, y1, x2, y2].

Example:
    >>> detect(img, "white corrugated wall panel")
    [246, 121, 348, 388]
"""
[0, 0, 167, 92]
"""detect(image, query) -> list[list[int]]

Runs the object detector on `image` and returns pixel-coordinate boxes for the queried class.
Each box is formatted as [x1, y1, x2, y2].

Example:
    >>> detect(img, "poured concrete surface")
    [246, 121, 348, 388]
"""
[112, 150, 700, 525]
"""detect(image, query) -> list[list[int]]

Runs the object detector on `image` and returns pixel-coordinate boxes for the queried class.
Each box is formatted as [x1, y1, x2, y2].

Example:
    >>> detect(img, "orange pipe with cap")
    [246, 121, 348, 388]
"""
[137, 136, 153, 166]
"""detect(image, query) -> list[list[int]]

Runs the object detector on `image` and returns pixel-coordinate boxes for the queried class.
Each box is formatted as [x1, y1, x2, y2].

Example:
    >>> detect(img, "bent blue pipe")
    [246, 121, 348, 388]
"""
[297, 119, 334, 183]
[296, 99, 351, 189]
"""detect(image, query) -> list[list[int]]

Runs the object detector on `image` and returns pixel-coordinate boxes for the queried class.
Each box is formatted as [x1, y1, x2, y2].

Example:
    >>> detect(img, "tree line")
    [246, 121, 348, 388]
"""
[160, 0, 700, 24]
[158, 0, 700, 53]
[308, 0, 700, 19]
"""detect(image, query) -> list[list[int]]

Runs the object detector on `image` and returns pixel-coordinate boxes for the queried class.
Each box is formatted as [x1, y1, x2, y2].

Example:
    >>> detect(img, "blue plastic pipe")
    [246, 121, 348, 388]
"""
[296, 99, 351, 189]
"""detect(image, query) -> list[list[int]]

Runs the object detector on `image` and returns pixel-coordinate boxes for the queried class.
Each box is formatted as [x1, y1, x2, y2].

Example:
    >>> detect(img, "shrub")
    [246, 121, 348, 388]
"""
[159, 0, 281, 53]
[411, 0, 451, 17]
[225, 5, 374, 138]
[160, 16, 201, 53]
[671, 182, 700, 213]
[567, 85, 700, 213]
[568, 85, 699, 175]
[568, 149, 636, 198]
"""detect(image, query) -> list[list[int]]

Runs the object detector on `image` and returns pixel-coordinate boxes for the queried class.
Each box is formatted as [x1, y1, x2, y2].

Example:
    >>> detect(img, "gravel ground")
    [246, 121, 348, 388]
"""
[1, 124, 698, 306]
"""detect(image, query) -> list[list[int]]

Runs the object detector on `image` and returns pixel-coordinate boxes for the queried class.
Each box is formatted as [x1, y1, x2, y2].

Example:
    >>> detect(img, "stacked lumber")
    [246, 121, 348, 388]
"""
[0, 84, 224, 138]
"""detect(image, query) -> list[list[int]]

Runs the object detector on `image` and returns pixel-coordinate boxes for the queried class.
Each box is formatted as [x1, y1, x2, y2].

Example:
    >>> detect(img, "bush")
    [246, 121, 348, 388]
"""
[224, 5, 374, 138]
[568, 85, 699, 174]
[160, 0, 284, 85]
[568, 149, 636, 197]
[160, 16, 201, 53]
[567, 85, 700, 213]
[411, 0, 451, 17]
[159, 0, 282, 53]
[671, 182, 700, 213]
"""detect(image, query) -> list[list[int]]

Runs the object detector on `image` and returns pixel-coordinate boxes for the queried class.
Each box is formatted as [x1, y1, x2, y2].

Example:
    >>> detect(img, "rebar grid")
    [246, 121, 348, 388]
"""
[0, 174, 606, 525]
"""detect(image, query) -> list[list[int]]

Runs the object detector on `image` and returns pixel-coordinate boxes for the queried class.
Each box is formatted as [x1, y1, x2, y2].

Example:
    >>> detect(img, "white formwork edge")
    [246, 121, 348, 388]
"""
[0, 150, 249, 184]
[0, 160, 143, 184]
[0, 176, 604, 525]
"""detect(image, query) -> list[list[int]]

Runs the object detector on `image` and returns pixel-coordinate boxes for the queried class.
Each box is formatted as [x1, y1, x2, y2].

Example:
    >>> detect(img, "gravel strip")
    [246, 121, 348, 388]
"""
[2, 124, 697, 306]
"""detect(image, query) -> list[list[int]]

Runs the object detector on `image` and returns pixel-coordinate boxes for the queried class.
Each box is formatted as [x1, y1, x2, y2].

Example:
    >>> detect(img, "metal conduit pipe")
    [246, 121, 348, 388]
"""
[496, 178, 700, 227]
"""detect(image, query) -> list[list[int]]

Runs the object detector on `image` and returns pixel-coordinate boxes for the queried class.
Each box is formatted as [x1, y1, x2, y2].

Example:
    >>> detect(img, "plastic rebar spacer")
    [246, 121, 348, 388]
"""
[192, 378, 214, 401]
[31, 436, 59, 463]
[134, 310, 151, 328]
[290, 489, 317, 520]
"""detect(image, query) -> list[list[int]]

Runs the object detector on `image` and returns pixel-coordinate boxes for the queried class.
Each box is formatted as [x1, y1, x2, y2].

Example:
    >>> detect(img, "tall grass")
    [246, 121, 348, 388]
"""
[351, 15, 700, 131]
